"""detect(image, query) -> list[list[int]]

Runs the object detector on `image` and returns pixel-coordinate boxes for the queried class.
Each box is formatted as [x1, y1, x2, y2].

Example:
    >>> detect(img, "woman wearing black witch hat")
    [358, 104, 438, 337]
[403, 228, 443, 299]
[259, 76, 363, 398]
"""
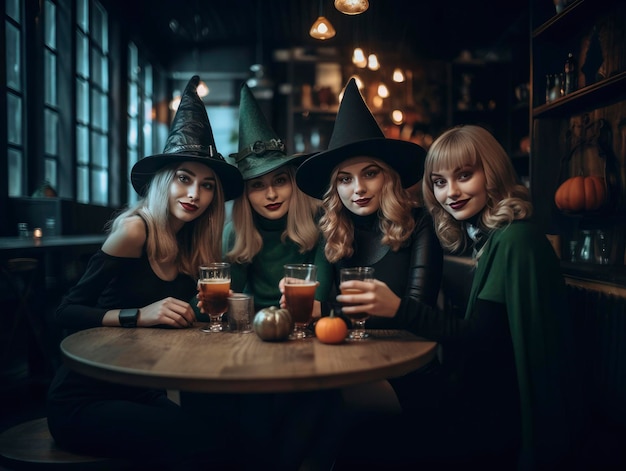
[295, 78, 444, 438]
[46, 76, 243, 469]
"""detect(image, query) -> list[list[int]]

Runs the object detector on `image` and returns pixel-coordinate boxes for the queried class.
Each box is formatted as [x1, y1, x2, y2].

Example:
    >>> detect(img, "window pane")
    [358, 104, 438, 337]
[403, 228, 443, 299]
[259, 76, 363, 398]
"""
[44, 50, 57, 105]
[76, 31, 89, 78]
[128, 148, 138, 171]
[45, 158, 58, 188]
[143, 123, 153, 158]
[128, 116, 138, 147]
[44, 0, 56, 48]
[91, 89, 108, 131]
[6, 0, 20, 22]
[8, 148, 23, 197]
[207, 106, 238, 157]
[144, 64, 153, 94]
[91, 132, 108, 168]
[76, 0, 88, 33]
[76, 125, 89, 163]
[94, 1, 108, 53]
[44, 109, 59, 155]
[100, 56, 109, 92]
[91, 169, 108, 205]
[91, 48, 101, 86]
[128, 42, 138, 80]
[77, 166, 89, 203]
[7, 93, 23, 145]
[128, 82, 138, 117]
[76, 78, 88, 123]
[6, 23, 21, 90]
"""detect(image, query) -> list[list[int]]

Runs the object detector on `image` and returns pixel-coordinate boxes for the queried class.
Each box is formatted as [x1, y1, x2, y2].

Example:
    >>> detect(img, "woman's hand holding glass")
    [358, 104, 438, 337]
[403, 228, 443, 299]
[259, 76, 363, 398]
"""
[198, 262, 231, 332]
[337, 267, 375, 340]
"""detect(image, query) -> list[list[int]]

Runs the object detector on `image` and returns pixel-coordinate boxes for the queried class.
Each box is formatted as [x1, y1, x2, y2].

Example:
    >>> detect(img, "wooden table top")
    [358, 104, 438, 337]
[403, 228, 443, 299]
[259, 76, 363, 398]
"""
[61, 327, 437, 393]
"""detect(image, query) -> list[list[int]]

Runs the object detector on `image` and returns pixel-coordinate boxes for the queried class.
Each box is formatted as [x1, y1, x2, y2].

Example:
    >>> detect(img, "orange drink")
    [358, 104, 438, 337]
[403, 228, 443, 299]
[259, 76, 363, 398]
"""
[199, 279, 230, 317]
[284, 282, 317, 325]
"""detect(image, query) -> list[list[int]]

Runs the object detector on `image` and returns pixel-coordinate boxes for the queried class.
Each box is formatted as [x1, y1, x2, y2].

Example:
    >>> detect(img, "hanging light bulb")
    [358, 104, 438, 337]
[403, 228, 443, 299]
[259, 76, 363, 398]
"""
[196, 81, 210, 97]
[368, 53, 380, 71]
[392, 109, 404, 125]
[352, 75, 364, 90]
[310, 16, 336, 40]
[393, 68, 405, 82]
[352, 48, 367, 68]
[169, 94, 181, 111]
[335, 0, 369, 15]
[377, 83, 389, 98]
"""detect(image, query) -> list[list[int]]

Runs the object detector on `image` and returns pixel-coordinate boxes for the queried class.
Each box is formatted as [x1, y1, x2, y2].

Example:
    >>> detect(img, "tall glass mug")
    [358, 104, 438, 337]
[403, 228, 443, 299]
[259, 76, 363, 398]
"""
[283, 264, 317, 339]
[340, 266, 375, 340]
[199, 263, 231, 333]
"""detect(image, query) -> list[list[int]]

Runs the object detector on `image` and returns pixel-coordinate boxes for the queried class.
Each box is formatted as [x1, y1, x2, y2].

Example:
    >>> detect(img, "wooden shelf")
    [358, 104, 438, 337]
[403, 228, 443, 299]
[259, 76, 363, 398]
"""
[533, 71, 626, 118]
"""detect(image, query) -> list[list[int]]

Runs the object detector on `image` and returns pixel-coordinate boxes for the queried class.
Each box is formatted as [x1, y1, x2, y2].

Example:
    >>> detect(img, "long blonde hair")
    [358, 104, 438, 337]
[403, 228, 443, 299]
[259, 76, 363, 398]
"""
[108, 163, 225, 277]
[320, 158, 416, 263]
[226, 165, 321, 264]
[422, 125, 532, 254]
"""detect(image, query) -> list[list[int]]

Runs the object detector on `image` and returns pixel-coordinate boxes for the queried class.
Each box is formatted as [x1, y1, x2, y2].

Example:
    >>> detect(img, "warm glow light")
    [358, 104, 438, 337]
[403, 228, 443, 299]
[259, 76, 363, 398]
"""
[392, 109, 404, 124]
[368, 53, 380, 71]
[335, 0, 369, 15]
[393, 68, 405, 82]
[169, 95, 181, 111]
[309, 16, 336, 40]
[377, 83, 389, 98]
[372, 95, 383, 108]
[352, 48, 367, 68]
[196, 81, 210, 97]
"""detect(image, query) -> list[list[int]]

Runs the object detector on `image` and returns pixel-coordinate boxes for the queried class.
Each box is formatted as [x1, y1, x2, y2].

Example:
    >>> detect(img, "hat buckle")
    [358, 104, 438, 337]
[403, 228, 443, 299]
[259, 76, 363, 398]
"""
[235, 138, 285, 162]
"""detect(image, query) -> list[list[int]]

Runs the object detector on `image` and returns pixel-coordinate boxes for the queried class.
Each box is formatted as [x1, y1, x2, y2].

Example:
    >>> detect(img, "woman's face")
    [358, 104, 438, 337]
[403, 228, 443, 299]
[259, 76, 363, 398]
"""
[430, 164, 488, 221]
[168, 161, 216, 229]
[245, 167, 293, 220]
[335, 156, 384, 216]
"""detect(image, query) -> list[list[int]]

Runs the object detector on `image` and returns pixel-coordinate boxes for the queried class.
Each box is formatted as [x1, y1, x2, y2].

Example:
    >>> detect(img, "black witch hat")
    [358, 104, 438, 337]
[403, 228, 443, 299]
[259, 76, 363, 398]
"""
[131, 76, 243, 200]
[295, 78, 426, 199]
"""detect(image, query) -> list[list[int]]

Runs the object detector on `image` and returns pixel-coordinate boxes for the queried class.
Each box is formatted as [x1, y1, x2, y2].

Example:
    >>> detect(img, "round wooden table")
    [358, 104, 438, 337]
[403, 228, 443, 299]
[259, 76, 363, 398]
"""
[61, 327, 437, 393]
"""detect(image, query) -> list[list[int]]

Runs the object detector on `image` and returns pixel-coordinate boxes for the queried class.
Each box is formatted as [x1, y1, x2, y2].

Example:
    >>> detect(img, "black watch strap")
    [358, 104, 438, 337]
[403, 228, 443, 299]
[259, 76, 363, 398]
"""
[119, 308, 139, 328]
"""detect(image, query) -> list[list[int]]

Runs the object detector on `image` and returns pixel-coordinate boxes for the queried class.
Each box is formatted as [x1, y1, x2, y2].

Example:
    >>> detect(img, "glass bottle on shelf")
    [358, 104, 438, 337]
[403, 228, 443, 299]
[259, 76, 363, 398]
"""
[564, 52, 578, 95]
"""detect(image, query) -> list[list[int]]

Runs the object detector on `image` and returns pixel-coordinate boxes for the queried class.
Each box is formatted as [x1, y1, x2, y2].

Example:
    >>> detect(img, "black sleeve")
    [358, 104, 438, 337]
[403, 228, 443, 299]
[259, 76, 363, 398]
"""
[405, 297, 507, 348]
[393, 211, 444, 327]
[54, 250, 140, 330]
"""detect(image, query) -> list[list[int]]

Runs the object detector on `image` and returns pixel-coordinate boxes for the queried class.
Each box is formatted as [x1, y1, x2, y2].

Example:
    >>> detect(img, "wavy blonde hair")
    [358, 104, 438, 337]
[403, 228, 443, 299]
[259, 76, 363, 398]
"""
[226, 165, 321, 264]
[109, 162, 225, 277]
[422, 125, 532, 255]
[320, 158, 417, 263]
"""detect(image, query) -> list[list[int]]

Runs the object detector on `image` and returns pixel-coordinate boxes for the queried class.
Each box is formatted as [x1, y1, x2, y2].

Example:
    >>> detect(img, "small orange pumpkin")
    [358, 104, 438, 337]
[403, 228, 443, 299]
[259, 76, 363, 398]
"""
[554, 175, 606, 212]
[315, 311, 348, 344]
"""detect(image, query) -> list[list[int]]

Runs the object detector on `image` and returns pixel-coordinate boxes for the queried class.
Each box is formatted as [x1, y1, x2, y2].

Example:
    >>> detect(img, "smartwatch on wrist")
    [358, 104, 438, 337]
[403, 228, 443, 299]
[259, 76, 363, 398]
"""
[119, 308, 139, 328]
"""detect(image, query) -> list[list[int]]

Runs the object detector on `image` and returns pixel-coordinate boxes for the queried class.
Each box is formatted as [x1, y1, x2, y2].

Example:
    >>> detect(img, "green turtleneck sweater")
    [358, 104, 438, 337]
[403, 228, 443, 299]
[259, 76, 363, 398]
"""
[222, 213, 332, 312]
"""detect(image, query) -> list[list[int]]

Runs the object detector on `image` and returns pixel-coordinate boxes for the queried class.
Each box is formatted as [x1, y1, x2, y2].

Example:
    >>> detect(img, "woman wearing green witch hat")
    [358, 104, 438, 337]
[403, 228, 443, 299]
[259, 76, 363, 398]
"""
[187, 83, 340, 470]
[223, 83, 332, 315]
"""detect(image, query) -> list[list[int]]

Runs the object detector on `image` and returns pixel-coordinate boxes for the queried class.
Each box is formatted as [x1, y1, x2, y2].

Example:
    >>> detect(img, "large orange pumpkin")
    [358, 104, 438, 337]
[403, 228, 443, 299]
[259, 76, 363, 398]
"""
[554, 175, 606, 212]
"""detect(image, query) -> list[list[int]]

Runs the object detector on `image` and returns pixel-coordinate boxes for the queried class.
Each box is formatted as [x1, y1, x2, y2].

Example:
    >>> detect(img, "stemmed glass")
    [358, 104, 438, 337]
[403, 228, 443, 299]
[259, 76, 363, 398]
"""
[284, 264, 317, 339]
[198, 263, 231, 332]
[340, 267, 375, 340]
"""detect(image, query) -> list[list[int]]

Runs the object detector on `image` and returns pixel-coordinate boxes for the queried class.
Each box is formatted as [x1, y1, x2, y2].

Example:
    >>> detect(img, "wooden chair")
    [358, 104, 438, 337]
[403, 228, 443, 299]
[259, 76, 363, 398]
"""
[0, 417, 126, 469]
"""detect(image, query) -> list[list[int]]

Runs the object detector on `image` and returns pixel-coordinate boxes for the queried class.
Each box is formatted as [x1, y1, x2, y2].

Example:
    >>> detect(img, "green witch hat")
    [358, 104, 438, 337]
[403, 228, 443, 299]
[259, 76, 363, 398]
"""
[131, 75, 243, 200]
[229, 83, 309, 181]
